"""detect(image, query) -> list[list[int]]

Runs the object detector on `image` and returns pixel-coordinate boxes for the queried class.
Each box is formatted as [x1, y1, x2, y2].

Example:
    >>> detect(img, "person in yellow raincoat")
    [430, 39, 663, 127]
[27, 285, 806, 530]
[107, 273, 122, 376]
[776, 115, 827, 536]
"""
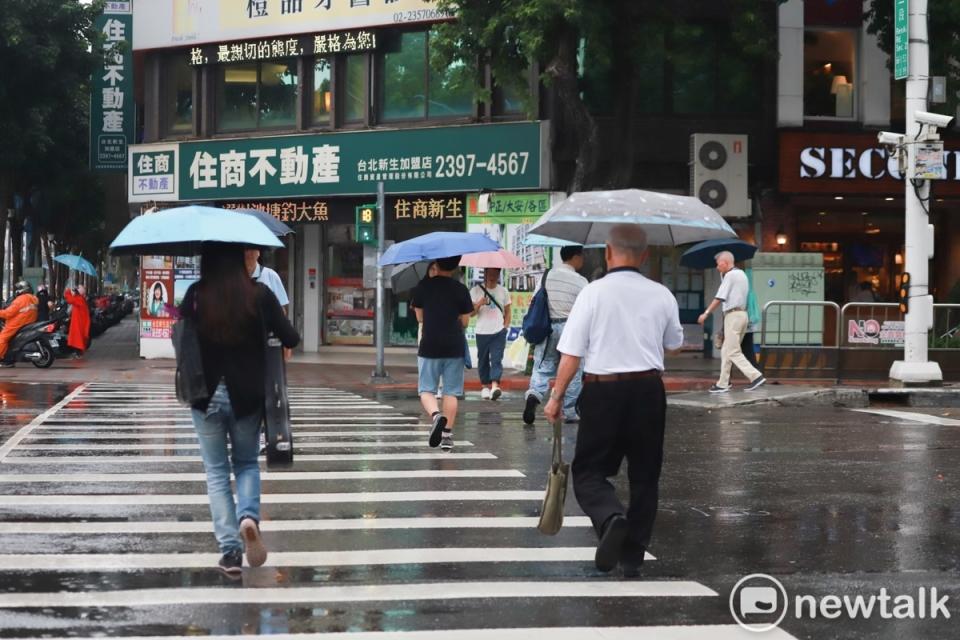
[0, 281, 39, 367]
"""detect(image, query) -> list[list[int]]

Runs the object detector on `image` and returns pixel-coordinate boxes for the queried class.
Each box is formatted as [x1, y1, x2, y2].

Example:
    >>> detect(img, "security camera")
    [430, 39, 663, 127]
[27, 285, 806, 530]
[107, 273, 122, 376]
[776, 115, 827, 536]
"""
[915, 111, 955, 129]
[877, 131, 905, 147]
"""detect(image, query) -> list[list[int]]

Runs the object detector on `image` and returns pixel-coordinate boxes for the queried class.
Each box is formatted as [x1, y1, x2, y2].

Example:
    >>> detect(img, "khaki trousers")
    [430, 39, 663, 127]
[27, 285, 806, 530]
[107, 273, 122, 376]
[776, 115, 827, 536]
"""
[718, 310, 762, 388]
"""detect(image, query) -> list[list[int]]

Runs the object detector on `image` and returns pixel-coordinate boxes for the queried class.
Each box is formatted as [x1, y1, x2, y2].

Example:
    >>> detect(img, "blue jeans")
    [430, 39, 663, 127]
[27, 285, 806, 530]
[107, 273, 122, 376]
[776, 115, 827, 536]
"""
[476, 329, 507, 384]
[526, 321, 583, 421]
[191, 382, 263, 554]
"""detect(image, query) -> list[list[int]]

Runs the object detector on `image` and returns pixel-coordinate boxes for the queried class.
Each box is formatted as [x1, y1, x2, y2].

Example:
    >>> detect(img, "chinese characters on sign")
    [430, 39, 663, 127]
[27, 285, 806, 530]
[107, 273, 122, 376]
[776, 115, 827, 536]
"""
[131, 149, 177, 198]
[188, 145, 341, 191]
[221, 200, 331, 223]
[189, 29, 378, 66]
[392, 197, 463, 221]
[90, 7, 133, 171]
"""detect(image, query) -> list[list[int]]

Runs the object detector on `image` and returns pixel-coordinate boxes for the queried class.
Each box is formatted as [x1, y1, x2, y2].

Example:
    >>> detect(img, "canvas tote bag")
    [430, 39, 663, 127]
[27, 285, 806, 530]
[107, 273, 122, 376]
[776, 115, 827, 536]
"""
[537, 419, 569, 535]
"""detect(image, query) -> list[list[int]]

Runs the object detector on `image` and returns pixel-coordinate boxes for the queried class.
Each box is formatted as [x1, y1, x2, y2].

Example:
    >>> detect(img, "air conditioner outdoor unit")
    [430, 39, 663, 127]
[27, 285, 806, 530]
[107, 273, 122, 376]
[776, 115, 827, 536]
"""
[689, 133, 750, 218]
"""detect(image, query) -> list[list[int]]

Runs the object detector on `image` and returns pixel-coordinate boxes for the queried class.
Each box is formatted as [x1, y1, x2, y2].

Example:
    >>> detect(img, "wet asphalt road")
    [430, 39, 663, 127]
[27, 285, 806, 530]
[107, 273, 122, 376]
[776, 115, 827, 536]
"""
[0, 382, 959, 639]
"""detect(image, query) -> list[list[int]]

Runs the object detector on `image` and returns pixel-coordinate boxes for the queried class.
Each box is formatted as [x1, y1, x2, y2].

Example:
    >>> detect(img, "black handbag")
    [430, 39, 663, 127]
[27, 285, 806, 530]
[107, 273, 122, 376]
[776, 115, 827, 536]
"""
[260, 302, 294, 468]
[171, 297, 209, 405]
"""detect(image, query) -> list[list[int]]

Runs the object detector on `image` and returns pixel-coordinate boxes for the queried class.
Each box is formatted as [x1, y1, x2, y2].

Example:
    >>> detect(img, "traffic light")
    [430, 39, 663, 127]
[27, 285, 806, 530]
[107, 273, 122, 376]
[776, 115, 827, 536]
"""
[898, 272, 911, 315]
[355, 204, 377, 246]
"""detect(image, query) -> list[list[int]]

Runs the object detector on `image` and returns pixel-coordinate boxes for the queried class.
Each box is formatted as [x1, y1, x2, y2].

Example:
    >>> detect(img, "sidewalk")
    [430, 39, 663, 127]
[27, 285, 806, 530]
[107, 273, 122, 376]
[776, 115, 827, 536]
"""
[6, 317, 953, 407]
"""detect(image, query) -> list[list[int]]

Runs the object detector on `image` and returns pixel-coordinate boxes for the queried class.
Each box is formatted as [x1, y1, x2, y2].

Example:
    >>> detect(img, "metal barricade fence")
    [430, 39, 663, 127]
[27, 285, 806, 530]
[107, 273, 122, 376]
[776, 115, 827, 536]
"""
[840, 303, 902, 348]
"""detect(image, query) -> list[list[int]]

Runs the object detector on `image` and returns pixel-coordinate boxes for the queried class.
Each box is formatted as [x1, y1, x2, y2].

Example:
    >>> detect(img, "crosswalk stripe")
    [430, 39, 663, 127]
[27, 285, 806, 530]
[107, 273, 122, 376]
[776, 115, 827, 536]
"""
[22, 430, 430, 439]
[0, 384, 88, 462]
[31, 423, 430, 431]
[0, 580, 718, 608]
[851, 408, 960, 426]
[0, 627, 801, 640]
[0, 470, 524, 483]
[14, 440, 473, 450]
[0, 547, 652, 571]
[0, 490, 543, 505]
[40, 416, 420, 423]
[0, 516, 590, 534]
[1, 452, 498, 464]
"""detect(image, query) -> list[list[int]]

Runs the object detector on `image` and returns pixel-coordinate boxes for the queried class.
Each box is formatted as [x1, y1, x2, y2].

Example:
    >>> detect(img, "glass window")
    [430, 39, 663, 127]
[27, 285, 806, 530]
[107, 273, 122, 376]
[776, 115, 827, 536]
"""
[217, 62, 258, 132]
[343, 54, 366, 122]
[428, 52, 473, 118]
[216, 59, 297, 132]
[635, 29, 665, 114]
[312, 58, 332, 125]
[804, 29, 856, 118]
[259, 60, 298, 128]
[162, 53, 193, 136]
[382, 31, 427, 120]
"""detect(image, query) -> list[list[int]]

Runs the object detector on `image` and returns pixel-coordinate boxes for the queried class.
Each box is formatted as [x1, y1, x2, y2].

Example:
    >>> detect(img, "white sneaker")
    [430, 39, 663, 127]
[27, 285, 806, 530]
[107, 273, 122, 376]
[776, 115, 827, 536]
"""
[480, 387, 491, 400]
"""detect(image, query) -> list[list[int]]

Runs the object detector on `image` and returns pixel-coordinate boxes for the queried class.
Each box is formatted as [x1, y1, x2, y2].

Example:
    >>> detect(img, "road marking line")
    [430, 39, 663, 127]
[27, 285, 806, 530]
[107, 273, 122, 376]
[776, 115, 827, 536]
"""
[0, 626, 800, 640]
[0, 516, 588, 534]
[0, 490, 542, 505]
[0, 547, 656, 571]
[852, 408, 960, 426]
[2, 453, 497, 464]
[0, 469, 523, 483]
[0, 581, 717, 608]
[0, 384, 88, 462]
[30, 424, 431, 431]
[40, 416, 419, 423]
[23, 430, 430, 440]
[14, 440, 473, 451]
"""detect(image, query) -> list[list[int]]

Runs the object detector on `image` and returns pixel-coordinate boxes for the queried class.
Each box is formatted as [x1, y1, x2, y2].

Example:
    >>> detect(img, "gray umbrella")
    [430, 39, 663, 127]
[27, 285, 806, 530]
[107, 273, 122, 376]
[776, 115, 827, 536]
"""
[390, 261, 432, 293]
[527, 188, 738, 246]
[235, 208, 295, 237]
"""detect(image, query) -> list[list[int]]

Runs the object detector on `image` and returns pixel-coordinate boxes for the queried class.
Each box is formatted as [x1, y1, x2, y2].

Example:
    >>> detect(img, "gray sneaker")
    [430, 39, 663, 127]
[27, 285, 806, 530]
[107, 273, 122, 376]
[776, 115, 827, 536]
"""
[708, 384, 731, 394]
[745, 376, 767, 391]
[440, 430, 453, 451]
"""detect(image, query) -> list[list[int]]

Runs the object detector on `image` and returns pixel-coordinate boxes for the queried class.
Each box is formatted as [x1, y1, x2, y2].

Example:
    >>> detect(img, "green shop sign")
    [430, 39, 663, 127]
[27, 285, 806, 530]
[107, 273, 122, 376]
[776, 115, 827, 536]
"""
[128, 122, 549, 203]
[90, 5, 133, 171]
[466, 192, 553, 224]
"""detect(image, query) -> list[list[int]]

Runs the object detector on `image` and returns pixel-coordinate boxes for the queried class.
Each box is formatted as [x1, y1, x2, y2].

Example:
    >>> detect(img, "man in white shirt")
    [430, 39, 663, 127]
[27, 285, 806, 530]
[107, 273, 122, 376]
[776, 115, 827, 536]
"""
[697, 251, 765, 393]
[544, 224, 684, 578]
[470, 268, 511, 400]
[523, 245, 588, 425]
[245, 249, 289, 311]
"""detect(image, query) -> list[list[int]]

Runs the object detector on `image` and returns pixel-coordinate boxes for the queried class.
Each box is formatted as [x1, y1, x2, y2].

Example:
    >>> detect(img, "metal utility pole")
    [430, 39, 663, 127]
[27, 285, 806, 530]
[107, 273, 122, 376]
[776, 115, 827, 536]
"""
[890, 0, 943, 385]
[372, 181, 390, 381]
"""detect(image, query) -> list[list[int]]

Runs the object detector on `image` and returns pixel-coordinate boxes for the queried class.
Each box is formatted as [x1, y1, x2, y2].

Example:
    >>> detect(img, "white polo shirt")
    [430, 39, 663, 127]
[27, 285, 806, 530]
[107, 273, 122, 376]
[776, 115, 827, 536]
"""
[715, 267, 748, 312]
[253, 264, 290, 307]
[557, 268, 684, 374]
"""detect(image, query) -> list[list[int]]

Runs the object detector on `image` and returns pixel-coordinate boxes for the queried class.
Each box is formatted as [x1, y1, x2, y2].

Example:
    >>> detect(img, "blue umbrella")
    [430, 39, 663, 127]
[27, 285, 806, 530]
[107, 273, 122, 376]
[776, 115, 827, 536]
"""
[379, 232, 499, 267]
[109, 205, 284, 256]
[680, 238, 758, 270]
[53, 254, 98, 277]
[234, 208, 295, 237]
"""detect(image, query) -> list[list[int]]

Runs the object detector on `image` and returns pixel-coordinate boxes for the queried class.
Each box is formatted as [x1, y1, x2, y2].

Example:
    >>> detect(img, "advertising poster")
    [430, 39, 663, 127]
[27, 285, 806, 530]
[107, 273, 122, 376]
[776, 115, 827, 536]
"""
[326, 277, 374, 345]
[141, 257, 175, 351]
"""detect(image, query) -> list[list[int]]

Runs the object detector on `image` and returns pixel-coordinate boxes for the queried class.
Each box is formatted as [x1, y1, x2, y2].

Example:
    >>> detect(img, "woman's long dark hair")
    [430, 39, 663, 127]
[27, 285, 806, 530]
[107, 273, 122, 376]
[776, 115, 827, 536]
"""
[198, 243, 257, 344]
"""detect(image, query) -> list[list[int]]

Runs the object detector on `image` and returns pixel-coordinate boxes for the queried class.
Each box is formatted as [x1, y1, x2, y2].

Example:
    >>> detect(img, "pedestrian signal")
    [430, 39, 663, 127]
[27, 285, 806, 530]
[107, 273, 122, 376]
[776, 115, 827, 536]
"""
[898, 272, 911, 315]
[355, 204, 377, 246]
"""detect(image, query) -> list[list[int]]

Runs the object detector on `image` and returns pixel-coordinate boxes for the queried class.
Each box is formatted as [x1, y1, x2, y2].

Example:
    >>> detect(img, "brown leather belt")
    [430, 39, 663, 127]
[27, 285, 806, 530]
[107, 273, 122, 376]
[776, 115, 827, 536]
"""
[725, 307, 746, 313]
[583, 370, 661, 384]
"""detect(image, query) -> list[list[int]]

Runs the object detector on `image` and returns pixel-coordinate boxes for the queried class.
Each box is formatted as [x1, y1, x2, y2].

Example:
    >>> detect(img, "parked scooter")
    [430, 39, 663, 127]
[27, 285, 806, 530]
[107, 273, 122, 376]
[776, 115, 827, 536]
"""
[0, 318, 57, 368]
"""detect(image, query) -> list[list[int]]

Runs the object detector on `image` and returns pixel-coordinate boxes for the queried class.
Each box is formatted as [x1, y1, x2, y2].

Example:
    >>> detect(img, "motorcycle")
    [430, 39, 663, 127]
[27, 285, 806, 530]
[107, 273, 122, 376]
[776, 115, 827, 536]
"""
[0, 318, 57, 368]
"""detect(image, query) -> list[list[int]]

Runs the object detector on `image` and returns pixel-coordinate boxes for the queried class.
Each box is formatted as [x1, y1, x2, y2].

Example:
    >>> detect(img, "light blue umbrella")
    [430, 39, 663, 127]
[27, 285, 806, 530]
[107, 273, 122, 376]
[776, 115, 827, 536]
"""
[109, 205, 284, 256]
[379, 232, 499, 267]
[52, 254, 98, 277]
[523, 234, 604, 249]
[528, 188, 738, 246]
[680, 238, 757, 269]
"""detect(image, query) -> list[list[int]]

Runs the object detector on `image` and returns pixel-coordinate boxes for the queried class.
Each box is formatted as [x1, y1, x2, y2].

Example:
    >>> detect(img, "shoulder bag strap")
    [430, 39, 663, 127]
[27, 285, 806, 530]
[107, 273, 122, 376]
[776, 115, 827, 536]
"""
[478, 284, 504, 314]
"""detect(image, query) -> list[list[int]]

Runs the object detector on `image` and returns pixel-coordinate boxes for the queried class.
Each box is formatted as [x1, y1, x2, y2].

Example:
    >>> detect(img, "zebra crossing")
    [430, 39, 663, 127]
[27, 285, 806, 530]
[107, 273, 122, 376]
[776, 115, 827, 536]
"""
[0, 382, 799, 639]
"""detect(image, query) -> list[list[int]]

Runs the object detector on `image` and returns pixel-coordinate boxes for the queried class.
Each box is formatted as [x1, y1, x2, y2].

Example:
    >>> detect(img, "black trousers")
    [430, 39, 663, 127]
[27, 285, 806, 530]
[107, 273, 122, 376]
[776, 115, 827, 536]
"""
[572, 375, 666, 560]
[741, 331, 759, 369]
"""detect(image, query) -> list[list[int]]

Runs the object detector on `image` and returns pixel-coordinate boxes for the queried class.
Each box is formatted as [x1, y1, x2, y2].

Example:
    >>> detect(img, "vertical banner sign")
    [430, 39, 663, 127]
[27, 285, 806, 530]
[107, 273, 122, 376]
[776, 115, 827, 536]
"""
[894, 0, 909, 80]
[91, 3, 133, 171]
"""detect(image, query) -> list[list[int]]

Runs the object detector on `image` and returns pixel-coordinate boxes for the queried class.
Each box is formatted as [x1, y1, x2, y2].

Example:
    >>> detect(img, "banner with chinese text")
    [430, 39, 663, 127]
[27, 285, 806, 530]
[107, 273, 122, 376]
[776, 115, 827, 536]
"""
[128, 122, 548, 202]
[91, 4, 133, 171]
[134, 0, 451, 51]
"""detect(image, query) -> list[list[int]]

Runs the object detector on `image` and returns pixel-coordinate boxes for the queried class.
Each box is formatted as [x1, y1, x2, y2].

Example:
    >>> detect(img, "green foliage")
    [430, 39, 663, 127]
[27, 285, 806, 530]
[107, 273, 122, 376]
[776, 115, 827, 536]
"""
[865, 0, 960, 117]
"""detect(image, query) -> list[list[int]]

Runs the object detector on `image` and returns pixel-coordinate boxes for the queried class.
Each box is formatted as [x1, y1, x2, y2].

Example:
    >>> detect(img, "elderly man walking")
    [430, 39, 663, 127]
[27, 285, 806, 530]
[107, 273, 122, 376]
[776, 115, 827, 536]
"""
[698, 251, 766, 393]
[544, 224, 684, 577]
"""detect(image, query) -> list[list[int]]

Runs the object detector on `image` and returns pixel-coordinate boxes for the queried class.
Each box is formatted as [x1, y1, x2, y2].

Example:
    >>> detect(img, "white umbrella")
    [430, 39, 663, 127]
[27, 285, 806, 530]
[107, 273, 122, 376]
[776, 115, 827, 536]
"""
[527, 188, 738, 246]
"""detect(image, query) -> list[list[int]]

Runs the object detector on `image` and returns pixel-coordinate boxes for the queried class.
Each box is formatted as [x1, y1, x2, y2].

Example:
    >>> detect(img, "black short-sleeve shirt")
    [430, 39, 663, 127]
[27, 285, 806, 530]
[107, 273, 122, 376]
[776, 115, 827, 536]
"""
[411, 276, 473, 358]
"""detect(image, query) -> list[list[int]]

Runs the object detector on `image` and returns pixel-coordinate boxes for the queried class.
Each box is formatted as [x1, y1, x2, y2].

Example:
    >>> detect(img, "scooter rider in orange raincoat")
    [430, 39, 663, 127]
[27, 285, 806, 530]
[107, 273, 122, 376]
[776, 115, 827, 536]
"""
[0, 281, 39, 367]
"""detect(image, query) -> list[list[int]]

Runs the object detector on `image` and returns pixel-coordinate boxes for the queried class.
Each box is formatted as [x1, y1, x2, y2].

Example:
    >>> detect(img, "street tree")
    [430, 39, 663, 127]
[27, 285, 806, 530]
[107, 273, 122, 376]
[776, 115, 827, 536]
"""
[431, 0, 783, 192]
[865, 0, 960, 119]
[0, 0, 105, 282]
